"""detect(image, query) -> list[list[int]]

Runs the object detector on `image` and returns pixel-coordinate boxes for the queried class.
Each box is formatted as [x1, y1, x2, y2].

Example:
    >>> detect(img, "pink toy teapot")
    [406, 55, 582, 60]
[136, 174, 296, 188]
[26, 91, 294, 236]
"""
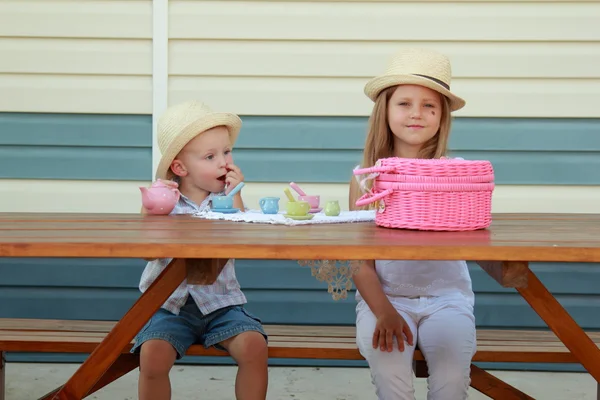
[139, 180, 180, 215]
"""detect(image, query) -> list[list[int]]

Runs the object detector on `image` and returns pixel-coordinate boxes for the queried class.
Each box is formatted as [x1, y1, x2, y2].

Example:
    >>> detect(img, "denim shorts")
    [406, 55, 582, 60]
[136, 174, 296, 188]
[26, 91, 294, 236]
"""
[131, 297, 267, 359]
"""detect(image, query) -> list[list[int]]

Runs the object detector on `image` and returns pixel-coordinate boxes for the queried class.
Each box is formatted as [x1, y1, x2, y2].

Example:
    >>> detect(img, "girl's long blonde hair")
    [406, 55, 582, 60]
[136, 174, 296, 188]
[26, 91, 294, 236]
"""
[352, 85, 453, 210]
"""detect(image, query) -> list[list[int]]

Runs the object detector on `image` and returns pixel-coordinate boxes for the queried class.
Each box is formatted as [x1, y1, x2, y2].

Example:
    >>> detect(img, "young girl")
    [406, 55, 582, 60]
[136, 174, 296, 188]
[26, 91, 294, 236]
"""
[349, 48, 476, 400]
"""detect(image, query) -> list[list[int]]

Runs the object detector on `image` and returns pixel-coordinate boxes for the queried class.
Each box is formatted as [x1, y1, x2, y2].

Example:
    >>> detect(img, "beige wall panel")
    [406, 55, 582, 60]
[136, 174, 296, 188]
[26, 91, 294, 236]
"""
[169, 76, 599, 117]
[170, 40, 600, 79]
[0, 1, 152, 114]
[170, 2, 600, 41]
[169, 1, 599, 117]
[0, 180, 148, 214]
[3, 181, 594, 214]
[0, 0, 151, 39]
[0, 75, 152, 114]
[0, 38, 152, 75]
[207, 0, 599, 2]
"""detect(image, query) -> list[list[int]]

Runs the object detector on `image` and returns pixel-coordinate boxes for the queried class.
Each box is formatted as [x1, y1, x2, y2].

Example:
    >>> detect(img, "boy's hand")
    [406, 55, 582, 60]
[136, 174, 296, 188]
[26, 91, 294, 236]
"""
[225, 164, 244, 195]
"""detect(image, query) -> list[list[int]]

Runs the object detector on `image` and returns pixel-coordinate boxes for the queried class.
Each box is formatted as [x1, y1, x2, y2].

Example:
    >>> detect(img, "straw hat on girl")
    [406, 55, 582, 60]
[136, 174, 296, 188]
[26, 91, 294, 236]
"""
[364, 48, 466, 111]
[154, 100, 242, 181]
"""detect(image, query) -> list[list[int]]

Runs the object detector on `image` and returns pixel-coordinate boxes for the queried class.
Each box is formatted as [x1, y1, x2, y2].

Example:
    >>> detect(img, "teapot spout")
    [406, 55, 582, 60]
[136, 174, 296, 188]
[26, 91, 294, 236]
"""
[140, 187, 155, 210]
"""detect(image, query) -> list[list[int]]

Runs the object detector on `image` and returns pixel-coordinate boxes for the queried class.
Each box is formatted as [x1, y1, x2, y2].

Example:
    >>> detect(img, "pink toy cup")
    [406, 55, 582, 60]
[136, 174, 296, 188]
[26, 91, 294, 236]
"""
[298, 195, 320, 209]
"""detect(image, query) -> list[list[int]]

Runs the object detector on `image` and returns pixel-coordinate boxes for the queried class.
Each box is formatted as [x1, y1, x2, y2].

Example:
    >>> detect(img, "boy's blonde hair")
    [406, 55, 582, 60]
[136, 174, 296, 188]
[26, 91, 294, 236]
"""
[352, 85, 452, 210]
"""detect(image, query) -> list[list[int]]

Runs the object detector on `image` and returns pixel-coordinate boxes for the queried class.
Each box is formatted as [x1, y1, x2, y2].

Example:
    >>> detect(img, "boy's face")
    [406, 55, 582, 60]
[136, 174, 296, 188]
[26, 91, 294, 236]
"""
[170, 126, 233, 193]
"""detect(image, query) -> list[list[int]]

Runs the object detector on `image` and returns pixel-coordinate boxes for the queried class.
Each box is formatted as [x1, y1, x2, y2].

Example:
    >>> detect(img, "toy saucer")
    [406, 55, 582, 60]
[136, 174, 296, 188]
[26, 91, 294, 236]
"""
[284, 214, 314, 221]
[211, 208, 240, 214]
[309, 207, 323, 214]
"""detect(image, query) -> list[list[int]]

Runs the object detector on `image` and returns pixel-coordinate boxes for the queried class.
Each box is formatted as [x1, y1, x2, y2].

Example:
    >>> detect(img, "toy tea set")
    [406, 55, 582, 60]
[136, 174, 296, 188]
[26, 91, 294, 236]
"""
[139, 180, 341, 220]
[140, 157, 494, 232]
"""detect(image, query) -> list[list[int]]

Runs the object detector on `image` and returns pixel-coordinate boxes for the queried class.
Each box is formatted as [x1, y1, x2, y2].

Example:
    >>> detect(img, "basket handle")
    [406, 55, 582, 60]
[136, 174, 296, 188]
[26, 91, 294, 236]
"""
[355, 189, 393, 207]
[353, 165, 395, 175]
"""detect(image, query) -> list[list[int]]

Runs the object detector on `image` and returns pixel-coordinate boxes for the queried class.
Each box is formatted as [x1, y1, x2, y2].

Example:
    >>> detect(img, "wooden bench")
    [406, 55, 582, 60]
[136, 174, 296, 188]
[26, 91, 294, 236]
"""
[1, 318, 599, 400]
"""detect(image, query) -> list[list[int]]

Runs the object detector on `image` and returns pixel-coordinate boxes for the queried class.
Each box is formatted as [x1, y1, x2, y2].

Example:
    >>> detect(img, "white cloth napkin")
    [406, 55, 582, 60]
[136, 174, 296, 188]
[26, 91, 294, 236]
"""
[193, 209, 376, 226]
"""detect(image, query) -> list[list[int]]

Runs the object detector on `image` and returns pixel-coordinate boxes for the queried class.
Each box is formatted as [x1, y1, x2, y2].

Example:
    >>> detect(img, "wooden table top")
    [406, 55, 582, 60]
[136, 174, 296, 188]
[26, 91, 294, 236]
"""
[0, 213, 599, 262]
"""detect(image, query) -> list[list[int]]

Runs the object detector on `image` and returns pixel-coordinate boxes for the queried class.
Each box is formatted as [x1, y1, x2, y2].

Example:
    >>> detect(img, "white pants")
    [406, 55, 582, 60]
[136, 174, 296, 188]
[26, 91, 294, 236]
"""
[356, 295, 476, 400]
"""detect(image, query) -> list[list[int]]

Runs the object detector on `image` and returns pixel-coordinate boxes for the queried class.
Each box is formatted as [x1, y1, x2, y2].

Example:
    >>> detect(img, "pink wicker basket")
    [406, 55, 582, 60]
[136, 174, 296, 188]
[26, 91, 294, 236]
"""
[354, 157, 495, 231]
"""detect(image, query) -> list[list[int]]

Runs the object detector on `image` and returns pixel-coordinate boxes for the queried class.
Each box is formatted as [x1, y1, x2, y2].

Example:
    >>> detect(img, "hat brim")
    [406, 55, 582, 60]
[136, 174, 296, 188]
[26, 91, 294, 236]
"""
[364, 74, 465, 111]
[154, 112, 242, 181]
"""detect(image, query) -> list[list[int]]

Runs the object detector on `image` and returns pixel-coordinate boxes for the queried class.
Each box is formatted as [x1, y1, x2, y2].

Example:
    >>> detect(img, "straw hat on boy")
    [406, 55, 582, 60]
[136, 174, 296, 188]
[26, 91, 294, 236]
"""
[154, 100, 242, 181]
[364, 48, 466, 111]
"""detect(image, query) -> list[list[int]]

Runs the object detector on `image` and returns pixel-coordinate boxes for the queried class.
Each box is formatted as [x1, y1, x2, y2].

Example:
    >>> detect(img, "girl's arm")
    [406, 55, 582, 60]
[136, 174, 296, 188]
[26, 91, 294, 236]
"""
[349, 177, 414, 352]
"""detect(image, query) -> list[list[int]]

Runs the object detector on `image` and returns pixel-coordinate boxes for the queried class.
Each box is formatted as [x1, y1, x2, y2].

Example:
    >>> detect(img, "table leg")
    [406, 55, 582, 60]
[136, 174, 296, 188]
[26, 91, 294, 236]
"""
[49, 258, 187, 399]
[0, 351, 5, 400]
[516, 267, 600, 381]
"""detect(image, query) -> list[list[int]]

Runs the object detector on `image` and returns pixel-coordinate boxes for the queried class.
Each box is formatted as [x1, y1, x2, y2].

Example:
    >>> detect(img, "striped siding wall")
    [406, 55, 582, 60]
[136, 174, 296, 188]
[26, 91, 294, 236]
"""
[1, 114, 600, 213]
[0, 0, 599, 373]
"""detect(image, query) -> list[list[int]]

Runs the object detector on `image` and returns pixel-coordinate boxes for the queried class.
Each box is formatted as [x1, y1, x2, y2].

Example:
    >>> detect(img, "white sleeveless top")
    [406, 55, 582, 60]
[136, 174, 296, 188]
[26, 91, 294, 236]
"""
[355, 259, 474, 306]
[353, 165, 474, 306]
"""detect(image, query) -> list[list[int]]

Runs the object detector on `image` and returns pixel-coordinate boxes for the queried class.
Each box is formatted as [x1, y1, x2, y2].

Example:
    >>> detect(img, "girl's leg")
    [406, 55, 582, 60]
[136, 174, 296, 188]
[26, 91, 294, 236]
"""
[417, 303, 476, 400]
[356, 304, 418, 400]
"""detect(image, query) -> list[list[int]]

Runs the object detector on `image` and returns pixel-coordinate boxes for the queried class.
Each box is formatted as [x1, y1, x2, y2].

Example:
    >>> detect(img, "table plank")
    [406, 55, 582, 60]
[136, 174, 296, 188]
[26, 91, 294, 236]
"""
[0, 213, 599, 262]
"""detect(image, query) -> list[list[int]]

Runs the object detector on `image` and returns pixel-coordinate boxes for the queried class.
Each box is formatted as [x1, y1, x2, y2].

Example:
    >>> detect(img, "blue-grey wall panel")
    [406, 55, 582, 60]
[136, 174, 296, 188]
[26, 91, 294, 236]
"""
[1, 112, 599, 184]
[1, 258, 599, 327]
[0, 112, 152, 181]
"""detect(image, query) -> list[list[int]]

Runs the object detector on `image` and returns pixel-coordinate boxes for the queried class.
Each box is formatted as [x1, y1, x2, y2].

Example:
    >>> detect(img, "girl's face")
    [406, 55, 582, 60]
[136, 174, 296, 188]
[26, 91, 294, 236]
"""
[387, 85, 443, 157]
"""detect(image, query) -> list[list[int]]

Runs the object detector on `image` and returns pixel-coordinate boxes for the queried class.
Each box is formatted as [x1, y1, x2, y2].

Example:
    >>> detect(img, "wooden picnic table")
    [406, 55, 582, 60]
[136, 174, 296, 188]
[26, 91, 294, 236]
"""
[0, 212, 599, 399]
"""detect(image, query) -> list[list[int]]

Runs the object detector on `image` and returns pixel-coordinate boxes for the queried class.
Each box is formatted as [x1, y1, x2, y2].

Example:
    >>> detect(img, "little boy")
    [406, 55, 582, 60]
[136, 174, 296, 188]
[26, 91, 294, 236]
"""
[133, 101, 268, 400]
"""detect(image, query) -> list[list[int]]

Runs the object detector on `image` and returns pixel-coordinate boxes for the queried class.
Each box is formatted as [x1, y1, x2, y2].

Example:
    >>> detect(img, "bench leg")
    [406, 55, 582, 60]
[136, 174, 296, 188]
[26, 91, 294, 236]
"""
[86, 353, 140, 396]
[0, 351, 5, 400]
[470, 365, 534, 400]
[38, 354, 141, 400]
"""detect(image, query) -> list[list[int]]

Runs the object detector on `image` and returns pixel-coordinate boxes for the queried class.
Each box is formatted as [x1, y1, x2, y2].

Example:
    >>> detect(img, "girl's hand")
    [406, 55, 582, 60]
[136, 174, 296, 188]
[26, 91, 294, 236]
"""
[373, 310, 414, 352]
[225, 164, 244, 195]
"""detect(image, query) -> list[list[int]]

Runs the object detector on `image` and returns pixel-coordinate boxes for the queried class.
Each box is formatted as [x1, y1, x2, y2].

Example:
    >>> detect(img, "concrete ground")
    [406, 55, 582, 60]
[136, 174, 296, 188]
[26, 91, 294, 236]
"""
[4, 363, 598, 399]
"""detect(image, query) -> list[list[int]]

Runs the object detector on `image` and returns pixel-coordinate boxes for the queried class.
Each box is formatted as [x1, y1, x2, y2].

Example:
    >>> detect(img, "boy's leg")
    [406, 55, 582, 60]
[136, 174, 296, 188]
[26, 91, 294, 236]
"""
[203, 306, 268, 400]
[417, 302, 476, 400]
[131, 303, 198, 400]
[356, 304, 418, 400]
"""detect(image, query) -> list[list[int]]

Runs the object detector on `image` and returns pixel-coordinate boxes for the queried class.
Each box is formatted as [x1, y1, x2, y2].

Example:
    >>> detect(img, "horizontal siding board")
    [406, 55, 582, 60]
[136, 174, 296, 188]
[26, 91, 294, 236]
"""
[169, 76, 600, 118]
[0, 113, 151, 147]
[1, 288, 599, 329]
[0, 1, 152, 39]
[235, 117, 600, 152]
[2, 180, 600, 214]
[0, 38, 152, 76]
[2, 259, 600, 295]
[170, 2, 600, 41]
[2, 114, 599, 184]
[171, 40, 600, 79]
[0, 74, 152, 114]
[0, 146, 151, 181]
